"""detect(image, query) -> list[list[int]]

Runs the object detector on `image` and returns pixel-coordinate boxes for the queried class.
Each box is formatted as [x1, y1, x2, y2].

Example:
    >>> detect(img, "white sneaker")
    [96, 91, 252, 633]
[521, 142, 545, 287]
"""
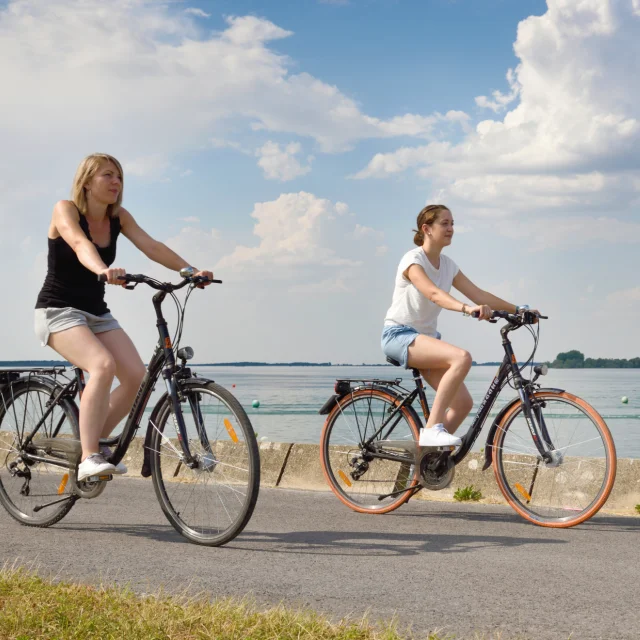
[419, 424, 462, 447]
[77, 454, 116, 481]
[100, 446, 127, 475]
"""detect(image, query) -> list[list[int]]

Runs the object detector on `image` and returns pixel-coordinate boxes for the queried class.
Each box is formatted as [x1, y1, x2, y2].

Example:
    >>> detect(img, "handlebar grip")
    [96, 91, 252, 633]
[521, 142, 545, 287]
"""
[97, 274, 126, 283]
[471, 310, 498, 324]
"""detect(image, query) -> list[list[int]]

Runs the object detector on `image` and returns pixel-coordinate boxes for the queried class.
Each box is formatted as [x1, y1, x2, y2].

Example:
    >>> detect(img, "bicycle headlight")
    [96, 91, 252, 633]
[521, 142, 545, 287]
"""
[177, 346, 194, 361]
[534, 364, 548, 376]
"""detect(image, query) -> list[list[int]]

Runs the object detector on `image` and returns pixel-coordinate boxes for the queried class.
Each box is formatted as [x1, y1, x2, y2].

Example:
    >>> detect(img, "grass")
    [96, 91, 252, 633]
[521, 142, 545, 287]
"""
[635, 504, 640, 514]
[453, 486, 483, 502]
[0, 567, 447, 640]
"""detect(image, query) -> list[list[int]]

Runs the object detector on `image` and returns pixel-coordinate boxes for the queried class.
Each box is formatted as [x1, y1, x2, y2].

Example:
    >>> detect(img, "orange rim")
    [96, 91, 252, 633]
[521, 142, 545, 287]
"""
[492, 391, 617, 528]
[319, 388, 421, 514]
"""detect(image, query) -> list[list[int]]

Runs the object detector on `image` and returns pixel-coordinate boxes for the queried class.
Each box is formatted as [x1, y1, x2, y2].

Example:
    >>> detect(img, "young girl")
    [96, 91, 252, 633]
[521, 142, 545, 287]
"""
[382, 204, 536, 447]
[35, 153, 213, 480]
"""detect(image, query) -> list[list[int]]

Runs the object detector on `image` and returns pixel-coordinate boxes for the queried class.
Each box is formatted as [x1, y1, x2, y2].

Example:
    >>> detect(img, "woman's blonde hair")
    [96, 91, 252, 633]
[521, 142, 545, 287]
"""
[413, 204, 450, 246]
[71, 153, 124, 218]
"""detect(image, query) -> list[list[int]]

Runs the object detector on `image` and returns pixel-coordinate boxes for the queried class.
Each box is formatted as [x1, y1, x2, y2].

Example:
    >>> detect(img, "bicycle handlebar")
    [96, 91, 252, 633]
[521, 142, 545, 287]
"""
[471, 309, 548, 324]
[97, 272, 222, 292]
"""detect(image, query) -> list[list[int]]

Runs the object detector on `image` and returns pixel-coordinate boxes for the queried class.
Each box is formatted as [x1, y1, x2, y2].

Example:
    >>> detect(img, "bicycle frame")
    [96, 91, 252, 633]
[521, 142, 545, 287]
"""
[358, 320, 557, 467]
[13, 287, 200, 472]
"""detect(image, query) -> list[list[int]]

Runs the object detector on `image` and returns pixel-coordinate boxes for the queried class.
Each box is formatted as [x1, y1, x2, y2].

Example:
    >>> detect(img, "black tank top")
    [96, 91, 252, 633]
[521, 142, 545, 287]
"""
[35, 212, 121, 316]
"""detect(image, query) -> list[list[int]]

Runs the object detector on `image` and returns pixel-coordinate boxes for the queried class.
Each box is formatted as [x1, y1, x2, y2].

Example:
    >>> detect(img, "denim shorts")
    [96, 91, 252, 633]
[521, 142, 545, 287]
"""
[34, 307, 122, 347]
[381, 324, 441, 369]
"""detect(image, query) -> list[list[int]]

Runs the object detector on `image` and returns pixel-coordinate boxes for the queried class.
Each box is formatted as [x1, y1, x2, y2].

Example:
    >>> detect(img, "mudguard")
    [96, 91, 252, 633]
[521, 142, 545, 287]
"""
[141, 390, 169, 477]
[318, 395, 339, 415]
[482, 387, 565, 471]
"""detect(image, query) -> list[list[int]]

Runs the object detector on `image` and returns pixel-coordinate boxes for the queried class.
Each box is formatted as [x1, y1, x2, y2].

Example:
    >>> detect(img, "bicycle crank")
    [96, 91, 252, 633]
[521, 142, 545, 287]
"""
[420, 454, 455, 491]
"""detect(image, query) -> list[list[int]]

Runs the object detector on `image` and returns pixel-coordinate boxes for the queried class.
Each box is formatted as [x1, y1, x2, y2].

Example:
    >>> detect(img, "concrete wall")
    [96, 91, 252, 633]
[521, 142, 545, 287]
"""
[2, 432, 638, 515]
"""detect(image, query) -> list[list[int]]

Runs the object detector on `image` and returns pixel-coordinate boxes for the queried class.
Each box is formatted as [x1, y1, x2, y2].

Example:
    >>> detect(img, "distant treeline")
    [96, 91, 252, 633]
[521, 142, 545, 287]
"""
[3, 354, 637, 369]
[550, 350, 640, 369]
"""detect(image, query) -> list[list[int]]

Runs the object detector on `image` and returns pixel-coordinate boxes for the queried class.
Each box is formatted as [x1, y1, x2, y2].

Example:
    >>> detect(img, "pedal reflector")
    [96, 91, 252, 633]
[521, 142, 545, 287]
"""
[57, 473, 69, 494]
[86, 475, 113, 482]
[515, 483, 531, 502]
[338, 470, 352, 487]
[224, 418, 239, 443]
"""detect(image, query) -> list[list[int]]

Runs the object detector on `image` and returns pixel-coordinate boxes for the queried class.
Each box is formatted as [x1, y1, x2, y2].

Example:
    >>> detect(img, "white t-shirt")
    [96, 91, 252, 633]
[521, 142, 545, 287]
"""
[384, 247, 459, 337]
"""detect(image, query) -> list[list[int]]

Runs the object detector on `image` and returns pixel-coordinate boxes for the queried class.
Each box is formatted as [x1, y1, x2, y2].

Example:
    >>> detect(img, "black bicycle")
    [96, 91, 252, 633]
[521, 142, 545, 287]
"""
[0, 268, 260, 546]
[319, 310, 616, 528]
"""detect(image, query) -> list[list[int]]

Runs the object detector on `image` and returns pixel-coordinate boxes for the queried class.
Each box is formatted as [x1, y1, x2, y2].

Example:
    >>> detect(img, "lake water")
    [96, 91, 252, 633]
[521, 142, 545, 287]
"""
[139, 365, 640, 458]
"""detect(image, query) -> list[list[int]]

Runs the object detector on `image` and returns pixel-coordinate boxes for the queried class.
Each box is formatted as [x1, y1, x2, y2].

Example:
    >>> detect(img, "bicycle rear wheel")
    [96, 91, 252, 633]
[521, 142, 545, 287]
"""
[320, 387, 421, 514]
[492, 390, 616, 528]
[149, 380, 260, 546]
[0, 378, 79, 527]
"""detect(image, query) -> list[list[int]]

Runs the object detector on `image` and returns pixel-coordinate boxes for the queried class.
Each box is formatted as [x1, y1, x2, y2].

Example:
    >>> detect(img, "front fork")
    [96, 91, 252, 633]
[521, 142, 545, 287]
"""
[164, 374, 198, 468]
[514, 381, 555, 461]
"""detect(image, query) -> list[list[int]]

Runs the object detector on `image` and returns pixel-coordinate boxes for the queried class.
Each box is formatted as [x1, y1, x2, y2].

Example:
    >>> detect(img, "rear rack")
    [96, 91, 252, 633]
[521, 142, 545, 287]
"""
[0, 367, 68, 376]
[335, 378, 403, 385]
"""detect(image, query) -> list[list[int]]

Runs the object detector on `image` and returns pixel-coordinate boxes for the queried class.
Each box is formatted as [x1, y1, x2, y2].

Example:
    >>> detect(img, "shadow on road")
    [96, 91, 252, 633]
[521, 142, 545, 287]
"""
[389, 505, 640, 532]
[54, 522, 189, 544]
[234, 528, 566, 556]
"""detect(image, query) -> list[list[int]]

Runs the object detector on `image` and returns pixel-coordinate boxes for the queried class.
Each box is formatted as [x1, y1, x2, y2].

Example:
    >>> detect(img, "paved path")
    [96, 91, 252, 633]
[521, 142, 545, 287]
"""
[1, 479, 638, 639]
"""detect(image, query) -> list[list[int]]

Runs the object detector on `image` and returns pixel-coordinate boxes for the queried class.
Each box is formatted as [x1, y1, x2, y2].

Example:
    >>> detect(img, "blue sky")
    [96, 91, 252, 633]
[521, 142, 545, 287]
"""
[0, 0, 638, 364]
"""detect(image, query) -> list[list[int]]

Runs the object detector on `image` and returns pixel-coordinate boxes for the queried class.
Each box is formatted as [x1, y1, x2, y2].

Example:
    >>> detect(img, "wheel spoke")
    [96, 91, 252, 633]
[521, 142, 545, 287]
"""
[149, 382, 258, 545]
[495, 394, 614, 526]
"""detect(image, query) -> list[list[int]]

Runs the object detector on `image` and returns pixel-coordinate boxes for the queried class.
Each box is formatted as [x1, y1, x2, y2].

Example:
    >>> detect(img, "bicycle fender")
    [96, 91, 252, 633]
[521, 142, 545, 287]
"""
[482, 387, 566, 471]
[139, 378, 213, 477]
[141, 390, 169, 477]
[319, 383, 406, 416]
[319, 395, 339, 415]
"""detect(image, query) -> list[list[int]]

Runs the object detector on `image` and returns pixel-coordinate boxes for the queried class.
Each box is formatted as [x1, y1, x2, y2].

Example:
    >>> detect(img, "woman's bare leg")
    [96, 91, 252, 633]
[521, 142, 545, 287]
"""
[48, 326, 116, 460]
[406, 335, 472, 429]
[95, 329, 146, 438]
[421, 368, 473, 434]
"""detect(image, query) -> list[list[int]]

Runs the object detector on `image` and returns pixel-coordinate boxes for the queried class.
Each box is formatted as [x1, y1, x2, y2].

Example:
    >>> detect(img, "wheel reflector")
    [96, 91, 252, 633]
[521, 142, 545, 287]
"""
[57, 473, 69, 494]
[338, 470, 352, 487]
[224, 418, 239, 443]
[515, 482, 532, 502]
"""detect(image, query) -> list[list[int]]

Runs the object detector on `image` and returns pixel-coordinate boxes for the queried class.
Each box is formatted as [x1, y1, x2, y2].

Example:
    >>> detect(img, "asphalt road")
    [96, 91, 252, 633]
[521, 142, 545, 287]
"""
[1, 478, 638, 639]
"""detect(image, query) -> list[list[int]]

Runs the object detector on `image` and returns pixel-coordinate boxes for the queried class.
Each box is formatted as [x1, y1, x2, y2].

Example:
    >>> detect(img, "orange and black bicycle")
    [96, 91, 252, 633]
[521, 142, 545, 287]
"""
[319, 310, 616, 528]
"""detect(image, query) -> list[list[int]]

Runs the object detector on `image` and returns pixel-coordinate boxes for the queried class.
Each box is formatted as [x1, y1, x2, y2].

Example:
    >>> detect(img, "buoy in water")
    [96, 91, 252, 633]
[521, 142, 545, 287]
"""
[232, 384, 236, 388]
[621, 396, 629, 404]
[252, 399, 260, 408]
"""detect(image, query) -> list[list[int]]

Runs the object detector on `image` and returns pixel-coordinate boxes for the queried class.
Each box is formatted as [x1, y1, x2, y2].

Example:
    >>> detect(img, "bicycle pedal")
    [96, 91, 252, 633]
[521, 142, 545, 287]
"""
[85, 474, 113, 482]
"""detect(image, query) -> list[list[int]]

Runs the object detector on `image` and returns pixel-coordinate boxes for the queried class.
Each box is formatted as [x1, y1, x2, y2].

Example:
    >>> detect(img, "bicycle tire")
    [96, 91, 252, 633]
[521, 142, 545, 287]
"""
[492, 390, 616, 528]
[149, 379, 260, 546]
[320, 387, 421, 514]
[0, 378, 79, 527]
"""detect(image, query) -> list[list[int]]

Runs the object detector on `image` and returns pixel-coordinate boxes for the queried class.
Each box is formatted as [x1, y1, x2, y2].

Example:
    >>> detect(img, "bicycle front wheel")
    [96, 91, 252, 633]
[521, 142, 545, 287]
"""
[320, 388, 421, 514]
[492, 390, 616, 528]
[0, 378, 79, 527]
[149, 380, 260, 546]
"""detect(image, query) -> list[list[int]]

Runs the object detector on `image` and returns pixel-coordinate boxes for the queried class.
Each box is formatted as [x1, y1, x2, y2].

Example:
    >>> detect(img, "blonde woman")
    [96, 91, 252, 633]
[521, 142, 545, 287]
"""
[35, 153, 213, 480]
[382, 204, 537, 447]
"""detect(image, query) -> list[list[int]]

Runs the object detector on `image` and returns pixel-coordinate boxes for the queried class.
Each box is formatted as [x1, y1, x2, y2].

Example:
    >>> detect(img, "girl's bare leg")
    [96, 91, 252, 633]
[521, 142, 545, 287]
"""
[406, 335, 472, 429]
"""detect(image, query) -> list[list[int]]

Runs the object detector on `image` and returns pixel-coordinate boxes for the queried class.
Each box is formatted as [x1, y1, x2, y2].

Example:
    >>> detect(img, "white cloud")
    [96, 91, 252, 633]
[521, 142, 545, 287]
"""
[256, 141, 312, 181]
[0, 0, 467, 217]
[289, 277, 350, 294]
[180, 216, 200, 223]
[500, 215, 640, 251]
[356, 0, 640, 221]
[124, 154, 170, 179]
[606, 286, 640, 308]
[184, 8, 210, 18]
[475, 68, 520, 113]
[216, 192, 384, 279]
